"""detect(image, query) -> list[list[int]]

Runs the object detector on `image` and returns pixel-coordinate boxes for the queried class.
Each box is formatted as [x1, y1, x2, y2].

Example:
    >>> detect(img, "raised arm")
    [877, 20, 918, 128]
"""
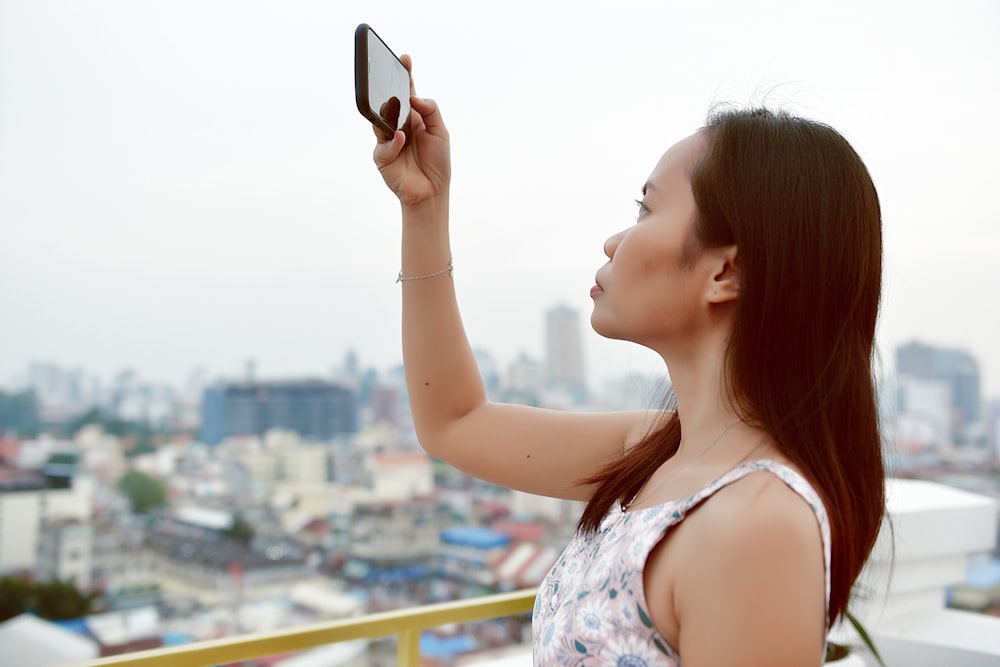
[372, 57, 650, 500]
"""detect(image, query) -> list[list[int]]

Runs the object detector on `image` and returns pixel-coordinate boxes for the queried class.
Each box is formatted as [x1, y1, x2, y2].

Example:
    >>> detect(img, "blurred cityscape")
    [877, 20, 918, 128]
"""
[1, 305, 999, 665]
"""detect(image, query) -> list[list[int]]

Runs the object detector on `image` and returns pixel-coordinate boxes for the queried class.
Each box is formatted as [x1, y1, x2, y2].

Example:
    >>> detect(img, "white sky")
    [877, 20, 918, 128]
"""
[1, 0, 998, 399]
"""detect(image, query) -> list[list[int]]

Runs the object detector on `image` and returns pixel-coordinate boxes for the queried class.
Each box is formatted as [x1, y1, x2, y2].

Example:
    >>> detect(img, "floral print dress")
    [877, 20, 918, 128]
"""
[532, 459, 831, 666]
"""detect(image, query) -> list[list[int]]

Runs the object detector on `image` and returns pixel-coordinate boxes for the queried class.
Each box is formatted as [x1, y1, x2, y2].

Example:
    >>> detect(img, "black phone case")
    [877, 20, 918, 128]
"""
[354, 24, 409, 140]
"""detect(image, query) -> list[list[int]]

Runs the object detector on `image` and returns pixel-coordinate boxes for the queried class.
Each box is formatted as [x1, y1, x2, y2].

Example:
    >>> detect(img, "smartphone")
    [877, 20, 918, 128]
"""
[355, 24, 411, 141]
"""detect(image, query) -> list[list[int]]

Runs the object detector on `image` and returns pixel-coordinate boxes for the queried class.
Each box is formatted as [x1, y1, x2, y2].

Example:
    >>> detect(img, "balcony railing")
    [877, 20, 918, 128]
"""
[62, 588, 537, 667]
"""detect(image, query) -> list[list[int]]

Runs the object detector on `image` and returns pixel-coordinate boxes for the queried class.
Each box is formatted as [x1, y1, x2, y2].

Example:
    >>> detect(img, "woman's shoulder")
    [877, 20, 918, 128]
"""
[666, 460, 826, 589]
[669, 463, 828, 657]
[688, 459, 824, 538]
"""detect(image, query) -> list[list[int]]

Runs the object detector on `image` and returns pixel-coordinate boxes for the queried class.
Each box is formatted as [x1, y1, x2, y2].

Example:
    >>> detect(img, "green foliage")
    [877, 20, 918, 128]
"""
[825, 611, 887, 665]
[0, 390, 41, 437]
[221, 514, 255, 544]
[33, 579, 98, 620]
[846, 610, 887, 667]
[118, 469, 167, 514]
[0, 576, 97, 622]
[47, 452, 78, 466]
[0, 576, 35, 622]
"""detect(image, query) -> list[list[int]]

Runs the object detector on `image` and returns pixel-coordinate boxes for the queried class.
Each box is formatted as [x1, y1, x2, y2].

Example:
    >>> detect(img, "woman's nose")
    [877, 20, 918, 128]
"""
[604, 230, 625, 259]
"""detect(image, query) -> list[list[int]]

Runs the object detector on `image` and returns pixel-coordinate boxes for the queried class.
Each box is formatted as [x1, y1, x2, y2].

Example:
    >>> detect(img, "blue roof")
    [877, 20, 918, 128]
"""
[420, 632, 478, 657]
[162, 631, 193, 646]
[965, 559, 1000, 588]
[364, 563, 430, 583]
[440, 526, 509, 549]
[52, 618, 90, 636]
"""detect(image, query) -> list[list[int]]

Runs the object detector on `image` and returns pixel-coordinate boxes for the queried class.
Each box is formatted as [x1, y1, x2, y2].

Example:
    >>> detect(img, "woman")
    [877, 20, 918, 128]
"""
[371, 56, 885, 666]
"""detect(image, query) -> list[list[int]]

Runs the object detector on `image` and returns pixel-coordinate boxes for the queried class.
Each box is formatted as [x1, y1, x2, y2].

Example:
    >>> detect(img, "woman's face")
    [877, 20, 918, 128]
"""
[591, 132, 725, 348]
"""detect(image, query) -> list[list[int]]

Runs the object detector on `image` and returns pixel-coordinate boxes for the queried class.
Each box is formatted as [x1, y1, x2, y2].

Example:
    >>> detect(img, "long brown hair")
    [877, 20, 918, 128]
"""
[578, 107, 885, 627]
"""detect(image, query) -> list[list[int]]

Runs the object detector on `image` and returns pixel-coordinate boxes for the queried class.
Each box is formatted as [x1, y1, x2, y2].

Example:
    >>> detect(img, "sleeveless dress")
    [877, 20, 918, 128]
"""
[532, 459, 831, 666]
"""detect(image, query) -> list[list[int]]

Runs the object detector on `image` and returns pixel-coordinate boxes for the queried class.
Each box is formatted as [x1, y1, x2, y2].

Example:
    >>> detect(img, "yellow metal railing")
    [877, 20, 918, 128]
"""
[62, 588, 537, 667]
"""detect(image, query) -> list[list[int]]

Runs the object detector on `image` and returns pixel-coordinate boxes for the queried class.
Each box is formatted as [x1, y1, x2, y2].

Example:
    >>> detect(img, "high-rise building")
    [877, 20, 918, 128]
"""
[27, 363, 99, 422]
[894, 375, 952, 449]
[199, 380, 356, 445]
[895, 341, 982, 444]
[545, 305, 587, 400]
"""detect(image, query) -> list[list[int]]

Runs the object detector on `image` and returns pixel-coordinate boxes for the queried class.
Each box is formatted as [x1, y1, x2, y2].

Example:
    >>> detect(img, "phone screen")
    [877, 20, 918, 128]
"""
[356, 26, 410, 137]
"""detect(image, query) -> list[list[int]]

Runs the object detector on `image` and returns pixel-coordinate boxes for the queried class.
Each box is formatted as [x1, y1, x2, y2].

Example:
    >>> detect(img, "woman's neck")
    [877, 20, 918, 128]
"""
[659, 331, 756, 460]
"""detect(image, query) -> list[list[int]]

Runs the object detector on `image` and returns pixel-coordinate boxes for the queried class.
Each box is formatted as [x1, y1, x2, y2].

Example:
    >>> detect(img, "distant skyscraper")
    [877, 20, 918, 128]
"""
[545, 305, 587, 399]
[342, 349, 359, 378]
[896, 341, 981, 444]
[199, 379, 356, 445]
[26, 363, 98, 421]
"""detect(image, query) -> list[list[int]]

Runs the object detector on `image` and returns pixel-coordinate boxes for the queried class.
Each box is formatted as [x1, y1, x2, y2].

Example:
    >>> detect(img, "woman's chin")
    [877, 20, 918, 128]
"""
[590, 312, 624, 342]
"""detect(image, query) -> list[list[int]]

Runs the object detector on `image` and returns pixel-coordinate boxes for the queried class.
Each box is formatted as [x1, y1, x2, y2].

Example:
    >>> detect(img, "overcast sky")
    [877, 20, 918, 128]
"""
[1, 0, 998, 400]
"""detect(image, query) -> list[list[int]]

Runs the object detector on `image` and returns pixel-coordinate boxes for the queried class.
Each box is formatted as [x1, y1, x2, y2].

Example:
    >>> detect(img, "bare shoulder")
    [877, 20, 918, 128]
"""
[685, 470, 825, 581]
[699, 468, 822, 541]
[672, 470, 827, 664]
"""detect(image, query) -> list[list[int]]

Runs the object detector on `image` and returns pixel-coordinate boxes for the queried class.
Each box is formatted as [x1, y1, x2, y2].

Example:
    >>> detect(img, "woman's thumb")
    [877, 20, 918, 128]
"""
[373, 130, 406, 168]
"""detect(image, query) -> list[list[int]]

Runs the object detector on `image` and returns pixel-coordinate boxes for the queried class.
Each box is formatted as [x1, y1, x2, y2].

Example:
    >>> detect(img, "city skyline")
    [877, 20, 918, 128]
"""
[5, 330, 994, 402]
[2, 2, 998, 397]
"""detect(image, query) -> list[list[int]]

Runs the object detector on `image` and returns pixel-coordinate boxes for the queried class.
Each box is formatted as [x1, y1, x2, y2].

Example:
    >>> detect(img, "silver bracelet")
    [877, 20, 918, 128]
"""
[396, 260, 454, 283]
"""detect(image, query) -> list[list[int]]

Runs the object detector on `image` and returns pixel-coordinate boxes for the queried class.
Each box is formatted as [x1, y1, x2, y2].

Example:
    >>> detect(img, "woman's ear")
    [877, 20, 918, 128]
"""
[706, 244, 739, 304]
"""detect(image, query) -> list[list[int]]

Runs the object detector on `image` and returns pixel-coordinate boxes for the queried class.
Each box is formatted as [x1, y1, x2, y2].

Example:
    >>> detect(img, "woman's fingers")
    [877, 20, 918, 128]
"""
[372, 123, 394, 143]
[372, 130, 406, 168]
[411, 96, 446, 137]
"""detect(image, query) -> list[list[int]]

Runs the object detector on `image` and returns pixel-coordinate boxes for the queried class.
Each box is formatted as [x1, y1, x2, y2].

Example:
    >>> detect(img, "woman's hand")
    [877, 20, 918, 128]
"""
[373, 55, 451, 208]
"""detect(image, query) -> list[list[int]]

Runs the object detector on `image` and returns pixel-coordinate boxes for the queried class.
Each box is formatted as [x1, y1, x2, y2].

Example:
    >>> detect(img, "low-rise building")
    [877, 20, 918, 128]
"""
[36, 518, 93, 588]
[437, 526, 510, 588]
[146, 516, 312, 605]
[0, 461, 93, 576]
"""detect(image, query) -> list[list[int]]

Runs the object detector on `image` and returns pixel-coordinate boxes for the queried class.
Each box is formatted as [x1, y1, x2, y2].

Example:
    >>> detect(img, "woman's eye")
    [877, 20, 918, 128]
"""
[634, 199, 649, 219]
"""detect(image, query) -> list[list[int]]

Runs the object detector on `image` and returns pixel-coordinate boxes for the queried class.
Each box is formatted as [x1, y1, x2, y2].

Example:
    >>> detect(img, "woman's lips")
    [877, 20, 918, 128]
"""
[591, 273, 605, 297]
